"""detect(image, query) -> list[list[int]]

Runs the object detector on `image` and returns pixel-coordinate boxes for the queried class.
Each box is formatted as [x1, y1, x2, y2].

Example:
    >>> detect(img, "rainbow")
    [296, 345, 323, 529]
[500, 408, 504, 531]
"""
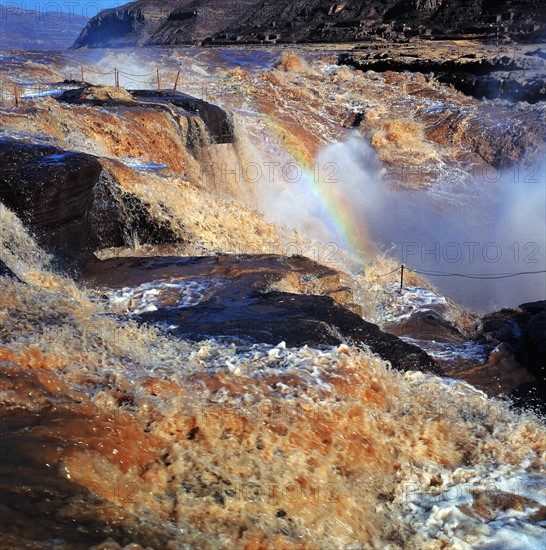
[293, 140, 376, 263]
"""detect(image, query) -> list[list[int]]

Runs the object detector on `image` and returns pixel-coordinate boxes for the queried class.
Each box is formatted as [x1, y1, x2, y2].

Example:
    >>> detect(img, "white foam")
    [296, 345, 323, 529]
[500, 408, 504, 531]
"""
[402, 336, 488, 365]
[20, 87, 66, 98]
[403, 370, 489, 400]
[320, 64, 341, 74]
[399, 465, 546, 549]
[381, 285, 448, 323]
[100, 277, 224, 315]
[119, 157, 168, 172]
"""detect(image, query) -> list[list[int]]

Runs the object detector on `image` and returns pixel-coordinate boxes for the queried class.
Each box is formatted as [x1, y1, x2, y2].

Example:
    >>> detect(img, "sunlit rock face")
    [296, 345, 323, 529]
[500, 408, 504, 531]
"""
[73, 0, 264, 48]
[72, 0, 188, 48]
[149, 0, 267, 45]
[72, 0, 546, 47]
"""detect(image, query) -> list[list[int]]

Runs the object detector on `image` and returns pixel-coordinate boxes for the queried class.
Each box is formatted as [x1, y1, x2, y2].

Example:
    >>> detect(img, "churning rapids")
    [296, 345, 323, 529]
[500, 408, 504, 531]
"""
[0, 45, 545, 549]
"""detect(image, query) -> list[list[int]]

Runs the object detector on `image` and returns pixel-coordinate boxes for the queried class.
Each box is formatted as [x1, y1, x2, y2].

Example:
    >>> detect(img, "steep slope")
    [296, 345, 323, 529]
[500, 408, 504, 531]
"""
[214, 0, 390, 43]
[219, 0, 546, 43]
[0, 5, 88, 50]
[72, 0, 546, 47]
[148, 0, 264, 44]
[73, 0, 263, 47]
[73, 0, 190, 48]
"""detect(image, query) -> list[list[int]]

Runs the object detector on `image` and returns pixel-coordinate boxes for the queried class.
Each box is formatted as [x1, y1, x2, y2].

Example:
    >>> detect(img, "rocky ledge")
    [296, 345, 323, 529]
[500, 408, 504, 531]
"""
[0, 139, 103, 263]
[84, 254, 439, 373]
[59, 85, 234, 145]
[340, 44, 546, 103]
[0, 138, 181, 266]
[0, 88, 234, 264]
[458, 301, 546, 414]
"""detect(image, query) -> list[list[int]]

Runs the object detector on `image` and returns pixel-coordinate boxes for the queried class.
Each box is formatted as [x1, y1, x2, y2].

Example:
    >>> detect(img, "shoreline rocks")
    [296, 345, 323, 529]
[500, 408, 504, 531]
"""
[84, 254, 439, 374]
[339, 47, 546, 103]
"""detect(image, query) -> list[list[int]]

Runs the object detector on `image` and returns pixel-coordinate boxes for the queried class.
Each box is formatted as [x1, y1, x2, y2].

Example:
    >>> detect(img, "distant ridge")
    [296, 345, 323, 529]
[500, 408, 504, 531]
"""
[72, 0, 263, 48]
[73, 0, 546, 48]
[0, 4, 88, 50]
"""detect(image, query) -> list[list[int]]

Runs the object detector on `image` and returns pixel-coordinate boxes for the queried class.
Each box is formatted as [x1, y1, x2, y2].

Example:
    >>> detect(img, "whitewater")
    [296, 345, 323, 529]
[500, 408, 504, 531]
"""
[0, 46, 545, 549]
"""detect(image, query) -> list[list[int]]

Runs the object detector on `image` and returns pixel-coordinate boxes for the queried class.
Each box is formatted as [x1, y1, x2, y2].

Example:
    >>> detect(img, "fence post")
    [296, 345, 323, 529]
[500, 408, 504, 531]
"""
[173, 70, 180, 92]
[13, 83, 19, 107]
[157, 69, 161, 92]
[400, 264, 405, 292]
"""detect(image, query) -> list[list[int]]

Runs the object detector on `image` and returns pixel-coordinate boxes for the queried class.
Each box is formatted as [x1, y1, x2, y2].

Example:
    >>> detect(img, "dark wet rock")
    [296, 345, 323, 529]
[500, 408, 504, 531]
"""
[131, 90, 234, 144]
[467, 304, 546, 414]
[525, 311, 546, 358]
[384, 310, 464, 343]
[0, 140, 181, 265]
[339, 52, 546, 103]
[454, 344, 535, 399]
[0, 260, 21, 282]
[85, 253, 362, 313]
[143, 289, 436, 372]
[0, 139, 102, 263]
[481, 308, 531, 353]
[456, 343, 545, 415]
[89, 167, 181, 251]
[519, 300, 546, 316]
[84, 254, 438, 374]
[0, 88, 235, 264]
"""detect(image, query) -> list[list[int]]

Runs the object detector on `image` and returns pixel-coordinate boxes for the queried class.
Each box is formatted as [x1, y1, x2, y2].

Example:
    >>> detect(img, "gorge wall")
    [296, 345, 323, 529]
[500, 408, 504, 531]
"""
[72, 0, 546, 48]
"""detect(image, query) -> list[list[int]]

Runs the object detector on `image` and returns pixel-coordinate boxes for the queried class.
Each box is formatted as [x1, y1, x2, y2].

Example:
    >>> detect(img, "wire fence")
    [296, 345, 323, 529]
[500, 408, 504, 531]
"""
[376, 263, 546, 292]
[410, 268, 546, 280]
[1, 66, 184, 106]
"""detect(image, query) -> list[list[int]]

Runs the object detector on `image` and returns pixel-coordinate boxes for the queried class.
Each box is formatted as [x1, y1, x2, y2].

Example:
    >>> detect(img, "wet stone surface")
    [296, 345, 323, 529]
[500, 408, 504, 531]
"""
[85, 254, 439, 374]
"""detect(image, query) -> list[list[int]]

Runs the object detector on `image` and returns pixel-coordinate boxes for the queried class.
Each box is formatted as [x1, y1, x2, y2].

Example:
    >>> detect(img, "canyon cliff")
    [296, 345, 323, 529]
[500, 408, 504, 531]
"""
[73, 0, 546, 47]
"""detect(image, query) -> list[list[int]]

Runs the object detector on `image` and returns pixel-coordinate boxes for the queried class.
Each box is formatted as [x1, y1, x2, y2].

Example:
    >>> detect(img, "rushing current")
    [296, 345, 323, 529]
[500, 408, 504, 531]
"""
[0, 45, 545, 549]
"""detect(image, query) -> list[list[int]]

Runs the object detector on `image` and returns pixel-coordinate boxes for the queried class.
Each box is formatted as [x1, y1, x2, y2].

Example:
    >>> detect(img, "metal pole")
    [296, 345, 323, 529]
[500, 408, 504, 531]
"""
[157, 69, 161, 92]
[400, 264, 404, 292]
[81, 66, 85, 83]
[115, 68, 119, 88]
[173, 70, 180, 92]
[13, 83, 19, 107]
